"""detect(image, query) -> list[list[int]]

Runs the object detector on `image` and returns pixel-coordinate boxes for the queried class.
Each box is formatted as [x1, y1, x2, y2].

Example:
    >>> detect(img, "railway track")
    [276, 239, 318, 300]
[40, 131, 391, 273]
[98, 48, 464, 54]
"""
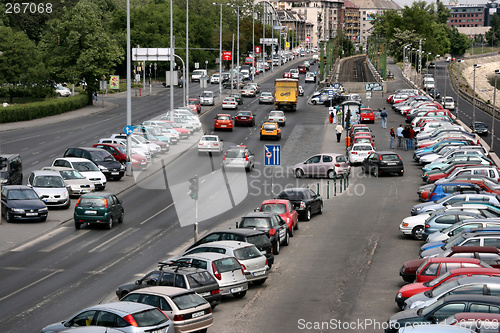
[338, 55, 375, 82]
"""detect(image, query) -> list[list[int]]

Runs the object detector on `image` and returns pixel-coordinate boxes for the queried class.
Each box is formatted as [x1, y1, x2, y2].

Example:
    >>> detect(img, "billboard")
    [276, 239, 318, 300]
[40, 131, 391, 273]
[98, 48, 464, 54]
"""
[366, 10, 377, 20]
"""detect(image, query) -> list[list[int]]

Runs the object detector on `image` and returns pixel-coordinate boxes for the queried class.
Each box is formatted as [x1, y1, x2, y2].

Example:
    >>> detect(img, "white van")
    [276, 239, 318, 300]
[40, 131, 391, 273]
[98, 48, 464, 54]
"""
[422, 78, 435, 90]
[191, 69, 207, 82]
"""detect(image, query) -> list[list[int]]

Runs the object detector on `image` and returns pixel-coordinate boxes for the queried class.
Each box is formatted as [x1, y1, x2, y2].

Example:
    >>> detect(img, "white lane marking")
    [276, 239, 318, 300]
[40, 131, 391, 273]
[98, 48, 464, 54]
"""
[0, 269, 63, 302]
[10, 228, 68, 252]
[140, 202, 174, 225]
[40, 230, 91, 252]
[89, 228, 138, 253]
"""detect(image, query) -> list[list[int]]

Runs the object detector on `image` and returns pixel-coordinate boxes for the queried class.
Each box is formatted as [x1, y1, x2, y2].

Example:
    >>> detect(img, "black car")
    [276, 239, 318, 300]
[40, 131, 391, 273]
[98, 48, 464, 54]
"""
[186, 229, 275, 268]
[0, 154, 23, 185]
[63, 147, 125, 180]
[1, 185, 48, 222]
[116, 262, 222, 308]
[472, 121, 488, 136]
[277, 188, 323, 221]
[428, 88, 440, 99]
[362, 151, 404, 177]
[238, 212, 289, 255]
[385, 294, 500, 333]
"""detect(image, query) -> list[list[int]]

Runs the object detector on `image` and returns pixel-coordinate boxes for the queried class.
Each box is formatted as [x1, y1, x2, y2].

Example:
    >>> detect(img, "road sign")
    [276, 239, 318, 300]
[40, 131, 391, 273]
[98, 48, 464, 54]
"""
[222, 51, 232, 61]
[195, 62, 199, 69]
[366, 92, 372, 99]
[264, 145, 281, 166]
[124, 125, 134, 135]
[254, 46, 261, 54]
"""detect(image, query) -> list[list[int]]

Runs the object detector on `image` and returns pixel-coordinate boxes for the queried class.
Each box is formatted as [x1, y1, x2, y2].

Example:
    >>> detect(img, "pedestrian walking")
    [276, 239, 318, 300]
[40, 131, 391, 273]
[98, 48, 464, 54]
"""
[409, 125, 415, 150]
[336, 123, 343, 143]
[390, 127, 395, 149]
[329, 106, 335, 124]
[397, 124, 404, 149]
[336, 109, 342, 125]
[402, 126, 410, 151]
[380, 107, 388, 128]
[345, 112, 351, 130]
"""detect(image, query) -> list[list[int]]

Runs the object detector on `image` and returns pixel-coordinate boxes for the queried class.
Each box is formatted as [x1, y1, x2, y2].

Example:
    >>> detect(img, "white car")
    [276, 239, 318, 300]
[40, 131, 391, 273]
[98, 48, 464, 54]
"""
[267, 111, 286, 126]
[241, 85, 257, 97]
[199, 91, 214, 106]
[222, 97, 238, 109]
[52, 157, 107, 190]
[348, 143, 375, 165]
[441, 96, 455, 111]
[55, 84, 71, 97]
[259, 92, 274, 104]
[42, 166, 95, 197]
[198, 135, 223, 155]
[210, 73, 220, 84]
[26, 170, 71, 208]
[289, 68, 299, 79]
[305, 72, 316, 83]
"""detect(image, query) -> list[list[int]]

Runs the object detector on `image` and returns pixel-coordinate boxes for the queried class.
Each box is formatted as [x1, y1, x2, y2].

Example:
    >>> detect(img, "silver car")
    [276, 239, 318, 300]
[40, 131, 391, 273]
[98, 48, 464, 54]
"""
[197, 135, 223, 155]
[42, 167, 95, 197]
[222, 145, 255, 172]
[40, 301, 174, 333]
[268, 111, 286, 126]
[294, 153, 350, 179]
[164, 252, 249, 298]
[26, 170, 71, 208]
[182, 240, 270, 284]
[259, 92, 274, 104]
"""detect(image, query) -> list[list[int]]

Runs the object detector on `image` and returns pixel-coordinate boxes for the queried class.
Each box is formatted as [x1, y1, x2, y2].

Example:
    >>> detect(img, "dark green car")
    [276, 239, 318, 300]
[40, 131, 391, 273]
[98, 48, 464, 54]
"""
[230, 92, 243, 105]
[74, 193, 124, 229]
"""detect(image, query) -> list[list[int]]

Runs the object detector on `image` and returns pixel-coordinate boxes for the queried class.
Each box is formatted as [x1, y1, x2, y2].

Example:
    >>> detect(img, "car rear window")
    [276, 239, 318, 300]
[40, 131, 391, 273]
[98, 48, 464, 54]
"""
[186, 271, 216, 287]
[260, 203, 286, 214]
[263, 124, 277, 130]
[217, 115, 230, 120]
[171, 293, 207, 310]
[78, 198, 106, 207]
[131, 308, 169, 327]
[245, 234, 271, 248]
[381, 154, 400, 161]
[278, 191, 304, 200]
[234, 246, 263, 260]
[214, 257, 242, 273]
[240, 217, 270, 228]
[226, 150, 245, 158]
[353, 145, 373, 151]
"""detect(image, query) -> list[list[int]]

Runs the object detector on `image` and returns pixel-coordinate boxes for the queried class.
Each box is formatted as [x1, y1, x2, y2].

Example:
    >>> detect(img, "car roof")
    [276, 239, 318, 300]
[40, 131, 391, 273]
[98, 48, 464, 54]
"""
[80, 192, 115, 199]
[42, 166, 76, 172]
[2, 185, 33, 190]
[31, 170, 62, 177]
[194, 240, 255, 250]
[180, 252, 235, 261]
[261, 199, 290, 205]
[87, 301, 157, 314]
[209, 229, 267, 236]
[425, 257, 482, 264]
[453, 275, 500, 285]
[55, 157, 93, 163]
[448, 267, 500, 275]
[440, 293, 500, 304]
[243, 212, 277, 218]
[128, 286, 193, 298]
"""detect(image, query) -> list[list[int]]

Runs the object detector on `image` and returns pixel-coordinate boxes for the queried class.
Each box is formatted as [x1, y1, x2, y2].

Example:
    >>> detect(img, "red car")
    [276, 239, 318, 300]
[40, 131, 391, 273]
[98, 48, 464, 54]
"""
[187, 98, 201, 114]
[234, 111, 255, 127]
[258, 199, 299, 236]
[92, 143, 148, 169]
[297, 65, 307, 74]
[214, 113, 233, 131]
[395, 267, 500, 308]
[423, 163, 480, 183]
[161, 120, 191, 139]
[283, 72, 292, 78]
[359, 108, 375, 124]
[414, 257, 489, 283]
[399, 246, 500, 283]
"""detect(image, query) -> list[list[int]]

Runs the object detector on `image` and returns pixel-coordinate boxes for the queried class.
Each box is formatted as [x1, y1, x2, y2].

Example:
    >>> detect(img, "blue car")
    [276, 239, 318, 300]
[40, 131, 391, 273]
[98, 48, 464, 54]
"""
[413, 140, 471, 162]
[425, 182, 482, 201]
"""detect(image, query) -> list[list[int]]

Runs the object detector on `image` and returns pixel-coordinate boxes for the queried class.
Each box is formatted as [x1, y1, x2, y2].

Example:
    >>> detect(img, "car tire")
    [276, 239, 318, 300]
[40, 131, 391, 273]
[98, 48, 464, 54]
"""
[252, 278, 267, 285]
[283, 230, 290, 246]
[295, 169, 304, 178]
[317, 203, 323, 214]
[63, 199, 71, 209]
[294, 220, 299, 230]
[75, 221, 81, 230]
[362, 166, 367, 174]
[6, 212, 12, 223]
[327, 170, 336, 179]
[106, 217, 113, 230]
[118, 211, 124, 223]
[373, 166, 379, 177]
[289, 226, 294, 237]
[412, 226, 424, 240]
[273, 240, 280, 255]
[312, 100, 317, 105]
[233, 290, 246, 299]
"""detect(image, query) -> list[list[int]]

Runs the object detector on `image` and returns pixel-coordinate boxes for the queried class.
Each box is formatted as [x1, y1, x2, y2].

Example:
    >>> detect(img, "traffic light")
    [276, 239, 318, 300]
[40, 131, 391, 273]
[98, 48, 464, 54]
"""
[189, 176, 199, 200]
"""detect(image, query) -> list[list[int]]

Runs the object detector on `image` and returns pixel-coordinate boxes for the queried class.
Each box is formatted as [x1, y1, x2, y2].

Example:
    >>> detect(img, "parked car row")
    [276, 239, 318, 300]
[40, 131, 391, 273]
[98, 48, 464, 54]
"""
[384, 89, 500, 333]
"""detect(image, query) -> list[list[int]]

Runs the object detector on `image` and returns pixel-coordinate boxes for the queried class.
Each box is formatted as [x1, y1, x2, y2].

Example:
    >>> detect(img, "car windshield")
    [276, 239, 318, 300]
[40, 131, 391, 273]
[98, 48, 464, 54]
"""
[201, 92, 211, 98]
[33, 175, 65, 188]
[78, 197, 106, 207]
[72, 161, 99, 172]
[7, 189, 39, 200]
[425, 271, 452, 288]
[60, 170, 86, 180]
[131, 308, 169, 327]
[429, 278, 460, 297]
[171, 293, 207, 310]
[188, 100, 199, 105]
[234, 246, 263, 260]
[91, 151, 115, 162]
[240, 217, 270, 228]
[260, 203, 286, 214]
[214, 257, 242, 273]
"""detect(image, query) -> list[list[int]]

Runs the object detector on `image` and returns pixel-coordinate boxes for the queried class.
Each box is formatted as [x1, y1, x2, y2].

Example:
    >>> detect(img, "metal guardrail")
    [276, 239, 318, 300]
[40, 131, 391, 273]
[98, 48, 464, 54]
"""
[310, 173, 350, 199]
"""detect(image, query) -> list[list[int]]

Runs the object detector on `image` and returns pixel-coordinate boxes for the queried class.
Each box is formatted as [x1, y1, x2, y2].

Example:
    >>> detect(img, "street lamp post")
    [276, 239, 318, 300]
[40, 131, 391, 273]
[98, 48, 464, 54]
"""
[252, 4, 255, 82]
[186, 0, 189, 107]
[213, 2, 231, 99]
[456, 59, 463, 121]
[473, 64, 482, 133]
[234, 4, 245, 92]
[492, 69, 500, 151]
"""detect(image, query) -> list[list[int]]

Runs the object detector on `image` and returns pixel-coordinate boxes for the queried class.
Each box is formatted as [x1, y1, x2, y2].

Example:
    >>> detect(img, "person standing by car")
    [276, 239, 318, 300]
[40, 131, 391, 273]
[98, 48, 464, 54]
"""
[397, 124, 404, 149]
[408, 125, 416, 150]
[402, 126, 410, 151]
[336, 123, 343, 143]
[390, 127, 395, 149]
[380, 108, 388, 128]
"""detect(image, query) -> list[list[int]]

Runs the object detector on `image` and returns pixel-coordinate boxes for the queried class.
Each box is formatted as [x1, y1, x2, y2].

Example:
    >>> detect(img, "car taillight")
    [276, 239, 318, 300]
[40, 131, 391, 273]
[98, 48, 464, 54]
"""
[397, 155, 402, 160]
[236, 259, 245, 275]
[368, 151, 372, 154]
[103, 198, 108, 208]
[300, 201, 306, 208]
[211, 289, 220, 295]
[123, 314, 138, 327]
[75, 198, 81, 207]
[335, 164, 340, 167]
[212, 262, 221, 280]
[379, 155, 383, 161]
[425, 224, 430, 228]
[240, 263, 247, 271]
[223, 154, 227, 161]
[213, 143, 218, 146]
[269, 228, 276, 236]
[173, 314, 184, 321]
[245, 153, 249, 161]
[351, 151, 358, 154]
[265, 258, 268, 267]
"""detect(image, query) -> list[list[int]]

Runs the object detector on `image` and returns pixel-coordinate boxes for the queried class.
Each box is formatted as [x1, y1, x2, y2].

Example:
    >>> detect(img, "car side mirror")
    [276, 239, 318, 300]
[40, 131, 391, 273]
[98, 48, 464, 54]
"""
[428, 315, 437, 324]
[448, 231, 454, 236]
[135, 279, 142, 285]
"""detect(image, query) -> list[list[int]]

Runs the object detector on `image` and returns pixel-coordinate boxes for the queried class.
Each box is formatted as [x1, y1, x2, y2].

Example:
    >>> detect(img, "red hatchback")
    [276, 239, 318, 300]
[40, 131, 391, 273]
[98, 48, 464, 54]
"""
[258, 199, 299, 236]
[297, 65, 307, 74]
[214, 114, 233, 131]
[414, 257, 490, 283]
[359, 108, 375, 124]
[92, 143, 148, 169]
[187, 98, 201, 114]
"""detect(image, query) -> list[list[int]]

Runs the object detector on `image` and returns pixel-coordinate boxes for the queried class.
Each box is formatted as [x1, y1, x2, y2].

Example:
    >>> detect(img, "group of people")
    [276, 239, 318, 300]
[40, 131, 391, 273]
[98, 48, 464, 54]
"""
[391, 124, 415, 150]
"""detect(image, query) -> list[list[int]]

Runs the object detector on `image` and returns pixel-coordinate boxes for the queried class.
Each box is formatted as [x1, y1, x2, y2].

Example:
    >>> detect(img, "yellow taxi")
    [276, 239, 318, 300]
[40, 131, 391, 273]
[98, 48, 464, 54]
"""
[260, 122, 281, 140]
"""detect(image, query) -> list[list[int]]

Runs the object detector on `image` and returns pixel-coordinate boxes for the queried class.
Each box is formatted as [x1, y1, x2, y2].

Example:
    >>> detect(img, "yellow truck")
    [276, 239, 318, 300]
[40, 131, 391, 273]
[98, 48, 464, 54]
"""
[274, 78, 298, 111]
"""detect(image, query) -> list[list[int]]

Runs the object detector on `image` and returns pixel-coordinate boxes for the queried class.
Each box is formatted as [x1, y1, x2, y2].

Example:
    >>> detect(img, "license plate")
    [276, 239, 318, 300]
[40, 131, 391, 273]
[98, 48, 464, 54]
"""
[199, 292, 210, 297]
[253, 270, 265, 277]
[363, 118, 370, 120]
[387, 162, 398, 165]
[26, 212, 38, 216]
[241, 117, 247, 119]
[221, 125, 227, 127]
[149, 329, 167, 333]
[84, 210, 97, 214]
[230, 287, 242, 293]
[111, 172, 119, 175]
[192, 311, 205, 318]
[44, 198, 57, 202]
[266, 130, 273, 133]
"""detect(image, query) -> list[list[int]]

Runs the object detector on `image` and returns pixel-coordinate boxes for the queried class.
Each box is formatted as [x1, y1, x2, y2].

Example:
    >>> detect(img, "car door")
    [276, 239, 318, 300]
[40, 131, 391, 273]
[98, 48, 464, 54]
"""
[303, 155, 322, 177]
[274, 215, 287, 243]
[307, 189, 320, 213]
[430, 302, 466, 322]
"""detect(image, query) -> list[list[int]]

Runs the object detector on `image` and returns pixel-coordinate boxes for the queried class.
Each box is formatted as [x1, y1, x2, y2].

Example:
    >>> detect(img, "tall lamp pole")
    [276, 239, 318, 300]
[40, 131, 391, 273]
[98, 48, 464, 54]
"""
[186, 0, 189, 107]
[233, 4, 245, 91]
[252, 4, 255, 82]
[492, 69, 500, 151]
[456, 59, 462, 120]
[472, 64, 482, 133]
[213, 2, 231, 99]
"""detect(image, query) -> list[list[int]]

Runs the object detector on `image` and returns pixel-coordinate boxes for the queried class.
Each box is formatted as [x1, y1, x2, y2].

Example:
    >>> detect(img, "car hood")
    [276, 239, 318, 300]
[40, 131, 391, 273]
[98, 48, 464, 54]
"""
[412, 202, 437, 212]
[420, 240, 446, 252]
[420, 246, 444, 258]
[402, 213, 431, 227]
[79, 170, 106, 179]
[7, 199, 46, 210]
[33, 187, 68, 196]
[402, 258, 426, 274]
[388, 308, 421, 321]
[398, 282, 428, 298]
[95, 160, 122, 169]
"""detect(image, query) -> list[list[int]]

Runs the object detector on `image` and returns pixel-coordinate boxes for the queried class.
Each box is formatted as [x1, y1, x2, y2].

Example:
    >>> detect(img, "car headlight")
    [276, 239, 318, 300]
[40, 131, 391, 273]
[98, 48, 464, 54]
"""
[39, 207, 48, 213]
[11, 208, 25, 213]
[415, 207, 422, 211]
[98, 165, 108, 172]
[410, 301, 424, 309]
[120, 164, 125, 170]
[131, 158, 138, 163]
[397, 292, 402, 299]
